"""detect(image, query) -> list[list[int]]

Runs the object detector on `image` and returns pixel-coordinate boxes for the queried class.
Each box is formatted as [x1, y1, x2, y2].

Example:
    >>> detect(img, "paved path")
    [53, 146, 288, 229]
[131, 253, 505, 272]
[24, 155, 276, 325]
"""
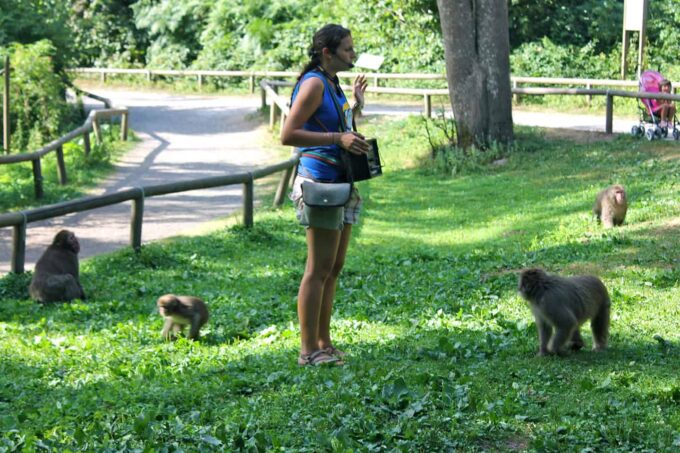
[0, 89, 643, 273]
[0, 90, 274, 273]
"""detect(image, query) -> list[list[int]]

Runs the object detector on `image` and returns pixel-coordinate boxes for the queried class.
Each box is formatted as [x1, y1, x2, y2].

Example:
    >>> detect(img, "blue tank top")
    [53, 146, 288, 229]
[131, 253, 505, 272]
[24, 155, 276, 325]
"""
[292, 69, 353, 182]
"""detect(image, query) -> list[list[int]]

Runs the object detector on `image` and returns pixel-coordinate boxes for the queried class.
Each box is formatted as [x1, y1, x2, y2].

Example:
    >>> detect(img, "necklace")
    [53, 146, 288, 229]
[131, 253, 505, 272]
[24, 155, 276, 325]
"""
[316, 66, 343, 96]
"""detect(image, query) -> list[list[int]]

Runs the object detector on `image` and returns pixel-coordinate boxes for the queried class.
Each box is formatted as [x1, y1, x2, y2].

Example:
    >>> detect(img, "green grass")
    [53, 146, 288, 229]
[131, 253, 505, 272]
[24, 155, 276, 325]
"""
[0, 125, 137, 212]
[1, 116, 679, 451]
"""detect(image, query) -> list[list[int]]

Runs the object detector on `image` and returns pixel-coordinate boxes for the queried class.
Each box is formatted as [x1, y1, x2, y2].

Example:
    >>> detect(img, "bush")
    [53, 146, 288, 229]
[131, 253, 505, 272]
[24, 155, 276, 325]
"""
[510, 37, 619, 79]
[4, 40, 82, 152]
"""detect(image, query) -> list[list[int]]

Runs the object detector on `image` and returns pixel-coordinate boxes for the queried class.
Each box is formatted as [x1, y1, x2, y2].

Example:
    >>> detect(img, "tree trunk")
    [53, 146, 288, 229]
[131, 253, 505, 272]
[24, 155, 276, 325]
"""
[436, 0, 514, 148]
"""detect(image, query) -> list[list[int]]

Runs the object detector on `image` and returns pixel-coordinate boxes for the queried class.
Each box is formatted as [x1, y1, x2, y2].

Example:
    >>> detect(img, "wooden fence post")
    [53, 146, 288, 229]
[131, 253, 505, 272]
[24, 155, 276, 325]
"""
[130, 188, 144, 252]
[197, 74, 203, 90]
[11, 220, 26, 273]
[249, 74, 255, 93]
[261, 86, 267, 110]
[92, 117, 103, 144]
[605, 93, 613, 134]
[121, 112, 129, 141]
[32, 158, 43, 199]
[274, 166, 294, 207]
[243, 173, 254, 228]
[83, 129, 91, 156]
[423, 94, 432, 118]
[3, 56, 9, 154]
[269, 99, 278, 130]
[513, 80, 518, 103]
[55, 145, 67, 185]
[101, 71, 106, 83]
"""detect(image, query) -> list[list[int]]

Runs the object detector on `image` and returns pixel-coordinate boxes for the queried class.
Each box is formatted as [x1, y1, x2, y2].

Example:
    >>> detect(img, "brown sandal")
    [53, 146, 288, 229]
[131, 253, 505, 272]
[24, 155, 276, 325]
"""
[298, 350, 344, 366]
[323, 346, 346, 358]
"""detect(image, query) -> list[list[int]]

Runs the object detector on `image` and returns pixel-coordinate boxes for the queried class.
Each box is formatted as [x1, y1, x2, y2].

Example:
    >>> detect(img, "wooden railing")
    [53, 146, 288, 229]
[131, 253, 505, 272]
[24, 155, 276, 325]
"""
[74, 67, 679, 96]
[261, 79, 680, 135]
[0, 89, 129, 199]
[0, 152, 299, 273]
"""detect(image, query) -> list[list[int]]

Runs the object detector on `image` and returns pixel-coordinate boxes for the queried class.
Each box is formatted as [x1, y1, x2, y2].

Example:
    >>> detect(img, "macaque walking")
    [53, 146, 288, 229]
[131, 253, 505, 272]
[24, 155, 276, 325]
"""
[593, 185, 627, 228]
[518, 268, 610, 356]
[29, 230, 86, 303]
[157, 294, 209, 340]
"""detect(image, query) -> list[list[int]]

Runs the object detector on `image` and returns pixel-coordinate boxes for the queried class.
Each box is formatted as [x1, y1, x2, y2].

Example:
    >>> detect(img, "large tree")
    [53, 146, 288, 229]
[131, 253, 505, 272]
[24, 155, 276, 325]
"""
[436, 0, 513, 148]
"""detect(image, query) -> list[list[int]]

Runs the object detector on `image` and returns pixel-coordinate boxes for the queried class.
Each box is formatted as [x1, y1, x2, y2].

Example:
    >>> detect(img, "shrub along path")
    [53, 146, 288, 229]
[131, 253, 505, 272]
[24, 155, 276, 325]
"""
[0, 89, 276, 273]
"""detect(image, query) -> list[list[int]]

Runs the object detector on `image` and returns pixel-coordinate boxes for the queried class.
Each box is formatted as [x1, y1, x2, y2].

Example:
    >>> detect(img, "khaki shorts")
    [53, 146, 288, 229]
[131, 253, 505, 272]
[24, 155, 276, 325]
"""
[290, 175, 362, 230]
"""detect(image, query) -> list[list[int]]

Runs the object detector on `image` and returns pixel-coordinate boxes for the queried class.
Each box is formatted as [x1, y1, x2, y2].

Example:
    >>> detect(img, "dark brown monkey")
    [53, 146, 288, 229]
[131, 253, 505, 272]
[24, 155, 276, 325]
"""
[593, 184, 627, 228]
[29, 230, 86, 303]
[157, 294, 209, 341]
[518, 268, 610, 356]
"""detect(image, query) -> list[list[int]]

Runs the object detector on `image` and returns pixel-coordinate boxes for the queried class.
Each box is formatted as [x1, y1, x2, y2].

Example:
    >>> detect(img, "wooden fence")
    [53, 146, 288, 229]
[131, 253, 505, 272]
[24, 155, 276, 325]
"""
[0, 89, 129, 199]
[261, 79, 680, 134]
[0, 151, 299, 273]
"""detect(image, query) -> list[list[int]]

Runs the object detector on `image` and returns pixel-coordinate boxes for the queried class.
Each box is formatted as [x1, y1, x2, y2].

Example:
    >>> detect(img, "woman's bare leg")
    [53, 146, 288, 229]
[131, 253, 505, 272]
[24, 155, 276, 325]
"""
[298, 227, 342, 355]
[318, 224, 353, 350]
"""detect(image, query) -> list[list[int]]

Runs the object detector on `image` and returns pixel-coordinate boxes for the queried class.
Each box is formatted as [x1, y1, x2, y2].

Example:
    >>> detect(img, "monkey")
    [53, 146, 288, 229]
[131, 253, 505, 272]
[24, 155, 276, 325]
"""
[593, 184, 627, 228]
[29, 230, 86, 303]
[157, 294, 209, 341]
[518, 268, 610, 356]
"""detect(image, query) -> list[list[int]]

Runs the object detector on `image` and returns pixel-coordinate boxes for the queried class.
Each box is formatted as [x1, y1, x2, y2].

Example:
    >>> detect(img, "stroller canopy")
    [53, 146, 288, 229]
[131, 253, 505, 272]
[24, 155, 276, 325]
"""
[639, 70, 668, 113]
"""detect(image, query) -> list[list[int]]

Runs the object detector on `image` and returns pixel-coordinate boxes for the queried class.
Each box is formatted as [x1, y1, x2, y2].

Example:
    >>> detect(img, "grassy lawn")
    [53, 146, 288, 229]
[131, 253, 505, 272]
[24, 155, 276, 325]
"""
[0, 115, 679, 451]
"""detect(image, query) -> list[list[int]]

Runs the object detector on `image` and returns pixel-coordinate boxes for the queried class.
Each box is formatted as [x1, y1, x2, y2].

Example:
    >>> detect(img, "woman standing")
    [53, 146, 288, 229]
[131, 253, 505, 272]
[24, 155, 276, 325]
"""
[281, 24, 369, 366]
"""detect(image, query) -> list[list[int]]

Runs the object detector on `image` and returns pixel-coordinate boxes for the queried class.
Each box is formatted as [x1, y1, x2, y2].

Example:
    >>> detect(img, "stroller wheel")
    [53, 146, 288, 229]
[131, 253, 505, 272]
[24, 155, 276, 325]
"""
[646, 128, 655, 140]
[662, 127, 669, 138]
[654, 126, 663, 139]
[630, 125, 640, 137]
[673, 128, 680, 140]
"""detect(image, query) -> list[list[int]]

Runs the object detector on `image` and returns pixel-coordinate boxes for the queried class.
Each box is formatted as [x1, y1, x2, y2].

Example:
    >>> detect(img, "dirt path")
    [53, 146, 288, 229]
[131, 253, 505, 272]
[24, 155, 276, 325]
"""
[0, 89, 276, 273]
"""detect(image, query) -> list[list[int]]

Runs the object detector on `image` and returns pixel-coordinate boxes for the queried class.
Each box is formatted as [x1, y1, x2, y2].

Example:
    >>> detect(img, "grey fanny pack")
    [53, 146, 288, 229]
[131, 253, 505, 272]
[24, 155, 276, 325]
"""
[301, 180, 352, 208]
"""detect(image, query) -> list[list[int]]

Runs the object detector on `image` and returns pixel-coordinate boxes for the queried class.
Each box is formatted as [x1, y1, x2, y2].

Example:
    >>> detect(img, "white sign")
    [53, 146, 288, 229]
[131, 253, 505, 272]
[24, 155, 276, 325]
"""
[354, 54, 385, 71]
[624, 0, 645, 31]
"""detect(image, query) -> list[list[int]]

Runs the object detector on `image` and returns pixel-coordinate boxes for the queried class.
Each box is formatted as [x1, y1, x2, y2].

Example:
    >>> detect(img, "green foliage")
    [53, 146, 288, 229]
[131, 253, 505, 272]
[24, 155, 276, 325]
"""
[646, 0, 680, 79]
[2, 117, 679, 450]
[0, 0, 73, 69]
[510, 37, 620, 79]
[132, 0, 210, 69]
[509, 0, 623, 53]
[4, 40, 82, 152]
[192, 0, 443, 74]
[67, 0, 147, 67]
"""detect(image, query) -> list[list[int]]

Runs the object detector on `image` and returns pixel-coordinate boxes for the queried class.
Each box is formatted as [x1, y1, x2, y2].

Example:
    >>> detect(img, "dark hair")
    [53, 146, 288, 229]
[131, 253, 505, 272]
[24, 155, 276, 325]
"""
[660, 79, 672, 89]
[298, 24, 351, 81]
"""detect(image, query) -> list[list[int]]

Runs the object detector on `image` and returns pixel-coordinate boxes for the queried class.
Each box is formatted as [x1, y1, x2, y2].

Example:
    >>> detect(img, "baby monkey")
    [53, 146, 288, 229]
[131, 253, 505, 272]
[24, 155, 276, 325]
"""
[518, 268, 610, 356]
[157, 294, 209, 341]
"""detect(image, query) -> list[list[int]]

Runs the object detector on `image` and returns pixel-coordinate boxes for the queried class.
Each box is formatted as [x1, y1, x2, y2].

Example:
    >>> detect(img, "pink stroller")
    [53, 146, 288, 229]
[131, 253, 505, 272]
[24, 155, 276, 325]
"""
[631, 70, 679, 141]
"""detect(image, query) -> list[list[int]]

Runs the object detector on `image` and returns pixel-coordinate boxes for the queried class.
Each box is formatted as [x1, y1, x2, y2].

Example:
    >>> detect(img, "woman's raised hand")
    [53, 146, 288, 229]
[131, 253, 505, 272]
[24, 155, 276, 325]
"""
[353, 74, 368, 108]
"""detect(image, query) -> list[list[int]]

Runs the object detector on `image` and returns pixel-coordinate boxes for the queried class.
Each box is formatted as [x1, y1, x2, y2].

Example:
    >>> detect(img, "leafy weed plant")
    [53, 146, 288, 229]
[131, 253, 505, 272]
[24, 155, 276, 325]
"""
[0, 119, 679, 451]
